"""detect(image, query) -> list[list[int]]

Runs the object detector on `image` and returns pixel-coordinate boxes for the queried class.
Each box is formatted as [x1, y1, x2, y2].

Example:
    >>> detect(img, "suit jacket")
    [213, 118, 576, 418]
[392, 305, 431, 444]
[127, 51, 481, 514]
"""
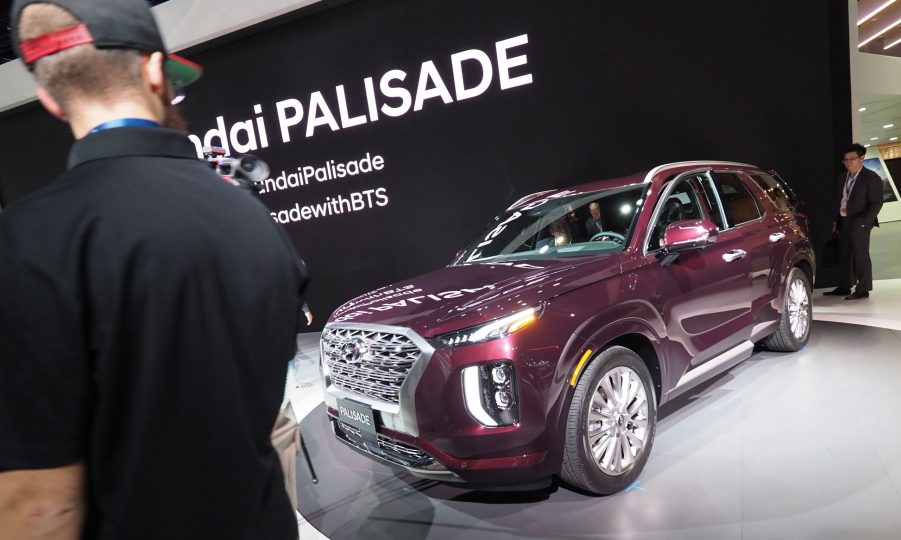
[585, 217, 605, 235]
[836, 166, 883, 228]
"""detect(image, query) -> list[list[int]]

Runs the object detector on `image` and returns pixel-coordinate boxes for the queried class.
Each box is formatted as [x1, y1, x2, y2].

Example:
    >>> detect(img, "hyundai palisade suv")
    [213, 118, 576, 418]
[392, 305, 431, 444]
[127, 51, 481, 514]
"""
[320, 161, 814, 494]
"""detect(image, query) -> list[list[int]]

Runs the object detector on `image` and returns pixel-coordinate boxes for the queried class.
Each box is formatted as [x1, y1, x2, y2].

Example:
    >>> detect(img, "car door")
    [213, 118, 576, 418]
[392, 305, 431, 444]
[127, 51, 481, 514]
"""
[745, 171, 800, 328]
[642, 173, 753, 383]
[710, 172, 774, 333]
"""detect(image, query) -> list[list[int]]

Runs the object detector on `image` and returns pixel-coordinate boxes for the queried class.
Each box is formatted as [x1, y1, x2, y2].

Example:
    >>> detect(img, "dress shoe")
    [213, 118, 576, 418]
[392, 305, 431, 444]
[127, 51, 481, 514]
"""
[823, 288, 851, 296]
[844, 291, 869, 300]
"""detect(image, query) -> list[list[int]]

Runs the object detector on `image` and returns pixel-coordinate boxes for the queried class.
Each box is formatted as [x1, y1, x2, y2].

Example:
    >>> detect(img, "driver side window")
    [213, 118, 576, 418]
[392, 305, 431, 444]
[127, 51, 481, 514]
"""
[648, 178, 703, 251]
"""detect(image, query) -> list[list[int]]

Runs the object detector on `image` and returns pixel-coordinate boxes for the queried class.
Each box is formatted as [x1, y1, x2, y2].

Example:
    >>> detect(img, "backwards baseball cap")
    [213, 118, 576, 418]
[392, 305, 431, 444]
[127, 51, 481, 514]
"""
[10, 0, 202, 89]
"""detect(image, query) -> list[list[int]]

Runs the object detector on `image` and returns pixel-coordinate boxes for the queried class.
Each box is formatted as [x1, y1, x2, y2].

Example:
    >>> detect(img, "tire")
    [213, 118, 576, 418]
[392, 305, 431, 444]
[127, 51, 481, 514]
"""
[560, 346, 657, 495]
[764, 267, 811, 352]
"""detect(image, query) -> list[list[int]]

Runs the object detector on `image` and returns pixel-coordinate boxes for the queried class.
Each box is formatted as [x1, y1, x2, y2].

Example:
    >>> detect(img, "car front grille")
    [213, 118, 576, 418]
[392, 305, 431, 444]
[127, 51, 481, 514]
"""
[335, 420, 436, 468]
[322, 326, 422, 405]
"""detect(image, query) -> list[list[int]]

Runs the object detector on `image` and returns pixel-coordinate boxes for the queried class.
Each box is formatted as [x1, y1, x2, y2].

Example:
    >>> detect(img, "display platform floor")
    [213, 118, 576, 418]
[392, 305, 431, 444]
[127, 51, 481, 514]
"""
[289, 221, 901, 539]
[288, 283, 901, 540]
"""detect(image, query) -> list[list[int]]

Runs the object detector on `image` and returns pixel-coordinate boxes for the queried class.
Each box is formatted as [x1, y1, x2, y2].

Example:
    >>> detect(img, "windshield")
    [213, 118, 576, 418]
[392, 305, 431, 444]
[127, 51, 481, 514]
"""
[459, 183, 648, 263]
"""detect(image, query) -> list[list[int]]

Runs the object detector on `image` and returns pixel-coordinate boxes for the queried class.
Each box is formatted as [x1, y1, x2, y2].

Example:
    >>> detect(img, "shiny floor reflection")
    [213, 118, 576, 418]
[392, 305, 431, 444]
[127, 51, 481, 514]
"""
[292, 321, 901, 540]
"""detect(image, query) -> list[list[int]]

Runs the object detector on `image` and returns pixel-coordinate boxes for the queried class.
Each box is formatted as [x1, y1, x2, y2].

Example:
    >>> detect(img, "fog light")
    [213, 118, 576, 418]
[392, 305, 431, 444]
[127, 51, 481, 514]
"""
[462, 362, 519, 427]
[494, 390, 513, 410]
[491, 365, 510, 384]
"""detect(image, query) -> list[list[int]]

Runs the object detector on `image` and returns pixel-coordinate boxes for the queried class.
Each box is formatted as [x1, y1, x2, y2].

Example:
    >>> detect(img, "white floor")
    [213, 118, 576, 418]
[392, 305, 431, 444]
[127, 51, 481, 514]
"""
[286, 277, 901, 540]
[284, 336, 331, 540]
[812, 278, 901, 331]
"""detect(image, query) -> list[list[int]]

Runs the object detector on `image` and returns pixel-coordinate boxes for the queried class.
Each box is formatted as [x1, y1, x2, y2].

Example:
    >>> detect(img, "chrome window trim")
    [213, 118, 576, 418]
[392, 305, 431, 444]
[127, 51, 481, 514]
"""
[642, 161, 756, 184]
[642, 167, 712, 256]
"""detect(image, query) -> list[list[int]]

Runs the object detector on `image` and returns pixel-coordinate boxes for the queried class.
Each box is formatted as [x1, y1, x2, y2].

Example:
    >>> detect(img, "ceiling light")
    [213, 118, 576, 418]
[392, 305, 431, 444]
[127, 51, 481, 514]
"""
[859, 0, 897, 26]
[859, 107, 867, 112]
[871, 137, 880, 140]
[884, 124, 895, 128]
[860, 17, 901, 48]
[886, 34, 901, 49]
[865, 144, 872, 147]
[892, 137, 899, 141]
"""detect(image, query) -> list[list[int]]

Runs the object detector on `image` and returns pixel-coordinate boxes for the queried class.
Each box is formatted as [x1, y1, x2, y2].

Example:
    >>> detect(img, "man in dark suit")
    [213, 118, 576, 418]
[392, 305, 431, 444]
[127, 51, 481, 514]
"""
[585, 202, 605, 236]
[824, 143, 884, 300]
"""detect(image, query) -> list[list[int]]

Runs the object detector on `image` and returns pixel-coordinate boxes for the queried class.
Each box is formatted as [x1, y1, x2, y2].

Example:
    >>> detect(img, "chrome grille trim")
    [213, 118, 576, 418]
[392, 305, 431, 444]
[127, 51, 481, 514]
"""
[380, 438, 430, 461]
[320, 322, 437, 437]
[322, 327, 422, 404]
[335, 420, 437, 468]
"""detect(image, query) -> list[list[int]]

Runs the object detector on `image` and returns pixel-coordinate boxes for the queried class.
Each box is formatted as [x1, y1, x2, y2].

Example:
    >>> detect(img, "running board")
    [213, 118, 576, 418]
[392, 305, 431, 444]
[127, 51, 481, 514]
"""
[669, 340, 755, 397]
[749, 321, 778, 342]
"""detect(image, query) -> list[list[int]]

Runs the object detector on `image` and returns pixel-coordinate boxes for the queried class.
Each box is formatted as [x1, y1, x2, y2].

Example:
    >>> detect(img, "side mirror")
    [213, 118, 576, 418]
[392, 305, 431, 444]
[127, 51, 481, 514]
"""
[658, 220, 718, 266]
[662, 219, 719, 252]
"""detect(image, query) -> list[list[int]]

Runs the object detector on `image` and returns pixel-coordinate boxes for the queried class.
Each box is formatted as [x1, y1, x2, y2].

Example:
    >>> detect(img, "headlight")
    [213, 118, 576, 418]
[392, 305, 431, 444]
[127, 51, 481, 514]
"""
[462, 362, 519, 427]
[432, 305, 542, 348]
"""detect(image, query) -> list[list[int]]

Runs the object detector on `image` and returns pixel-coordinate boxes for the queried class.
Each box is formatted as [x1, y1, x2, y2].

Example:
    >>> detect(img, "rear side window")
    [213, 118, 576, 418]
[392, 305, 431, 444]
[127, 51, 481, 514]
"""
[713, 172, 761, 227]
[751, 173, 793, 212]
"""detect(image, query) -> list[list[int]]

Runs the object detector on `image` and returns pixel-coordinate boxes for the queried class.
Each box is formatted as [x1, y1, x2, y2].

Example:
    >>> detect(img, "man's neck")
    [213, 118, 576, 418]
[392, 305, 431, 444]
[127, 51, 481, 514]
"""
[69, 101, 161, 139]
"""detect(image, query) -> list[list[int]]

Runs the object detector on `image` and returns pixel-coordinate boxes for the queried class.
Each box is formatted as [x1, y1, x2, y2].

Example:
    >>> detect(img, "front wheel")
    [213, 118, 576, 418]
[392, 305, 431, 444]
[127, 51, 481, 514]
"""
[560, 346, 657, 495]
[764, 267, 811, 352]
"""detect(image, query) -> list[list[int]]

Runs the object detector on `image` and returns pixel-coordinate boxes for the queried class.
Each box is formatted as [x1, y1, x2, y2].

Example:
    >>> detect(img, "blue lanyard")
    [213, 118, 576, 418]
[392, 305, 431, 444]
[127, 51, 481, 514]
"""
[89, 118, 160, 134]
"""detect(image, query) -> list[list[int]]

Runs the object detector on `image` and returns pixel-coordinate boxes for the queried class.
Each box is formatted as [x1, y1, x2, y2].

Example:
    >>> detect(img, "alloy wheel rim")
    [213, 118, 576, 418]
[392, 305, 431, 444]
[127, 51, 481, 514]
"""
[787, 277, 810, 340]
[586, 366, 650, 476]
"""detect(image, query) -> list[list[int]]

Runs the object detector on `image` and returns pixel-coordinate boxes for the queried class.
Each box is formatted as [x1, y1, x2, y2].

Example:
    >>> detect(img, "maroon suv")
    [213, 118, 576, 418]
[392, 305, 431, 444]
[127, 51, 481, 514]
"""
[320, 161, 814, 494]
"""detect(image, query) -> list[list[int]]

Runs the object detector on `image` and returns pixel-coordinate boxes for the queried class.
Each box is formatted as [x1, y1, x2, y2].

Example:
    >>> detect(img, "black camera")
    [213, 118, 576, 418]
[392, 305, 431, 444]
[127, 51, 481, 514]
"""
[202, 146, 269, 195]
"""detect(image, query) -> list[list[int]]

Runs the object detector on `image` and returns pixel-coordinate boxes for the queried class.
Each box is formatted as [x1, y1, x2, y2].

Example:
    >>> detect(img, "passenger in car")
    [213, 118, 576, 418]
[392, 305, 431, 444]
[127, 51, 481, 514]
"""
[585, 202, 605, 236]
[538, 218, 573, 249]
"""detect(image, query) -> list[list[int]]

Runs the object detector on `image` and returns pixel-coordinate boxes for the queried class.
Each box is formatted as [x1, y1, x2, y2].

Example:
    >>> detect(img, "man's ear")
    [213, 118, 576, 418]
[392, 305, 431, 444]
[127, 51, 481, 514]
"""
[144, 51, 167, 98]
[36, 87, 68, 121]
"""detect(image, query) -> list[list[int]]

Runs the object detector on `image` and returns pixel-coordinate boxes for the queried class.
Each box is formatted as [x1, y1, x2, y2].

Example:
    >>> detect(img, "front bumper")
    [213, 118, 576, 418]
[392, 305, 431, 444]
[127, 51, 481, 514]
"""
[320, 322, 564, 486]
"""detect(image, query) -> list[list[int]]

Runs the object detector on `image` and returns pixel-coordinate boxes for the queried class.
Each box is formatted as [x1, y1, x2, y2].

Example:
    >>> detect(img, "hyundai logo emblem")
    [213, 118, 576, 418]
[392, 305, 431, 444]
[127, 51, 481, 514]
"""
[340, 339, 368, 364]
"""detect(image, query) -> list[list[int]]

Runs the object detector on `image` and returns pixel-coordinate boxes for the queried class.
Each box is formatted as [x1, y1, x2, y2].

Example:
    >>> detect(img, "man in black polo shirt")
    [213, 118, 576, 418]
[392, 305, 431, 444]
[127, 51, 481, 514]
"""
[0, 1, 304, 539]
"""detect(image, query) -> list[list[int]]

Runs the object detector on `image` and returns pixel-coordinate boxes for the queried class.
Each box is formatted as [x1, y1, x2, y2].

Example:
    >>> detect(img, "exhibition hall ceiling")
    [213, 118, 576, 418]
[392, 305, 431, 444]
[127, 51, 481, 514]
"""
[860, 96, 901, 151]
[857, 1, 901, 158]
[858, 0, 901, 58]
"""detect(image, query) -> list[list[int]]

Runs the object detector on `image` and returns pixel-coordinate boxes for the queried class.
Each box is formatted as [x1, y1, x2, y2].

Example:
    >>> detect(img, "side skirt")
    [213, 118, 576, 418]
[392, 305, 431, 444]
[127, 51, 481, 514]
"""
[666, 340, 755, 401]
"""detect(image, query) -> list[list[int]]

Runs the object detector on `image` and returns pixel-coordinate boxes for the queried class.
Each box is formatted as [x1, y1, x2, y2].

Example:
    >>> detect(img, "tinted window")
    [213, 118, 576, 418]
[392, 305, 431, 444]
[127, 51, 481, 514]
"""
[751, 173, 793, 211]
[459, 184, 647, 263]
[713, 172, 761, 226]
[648, 178, 704, 251]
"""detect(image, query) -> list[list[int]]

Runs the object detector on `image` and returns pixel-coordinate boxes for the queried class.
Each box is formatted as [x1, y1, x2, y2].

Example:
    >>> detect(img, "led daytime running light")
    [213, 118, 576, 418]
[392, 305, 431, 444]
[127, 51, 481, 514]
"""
[470, 307, 537, 341]
[437, 305, 541, 347]
[462, 366, 498, 426]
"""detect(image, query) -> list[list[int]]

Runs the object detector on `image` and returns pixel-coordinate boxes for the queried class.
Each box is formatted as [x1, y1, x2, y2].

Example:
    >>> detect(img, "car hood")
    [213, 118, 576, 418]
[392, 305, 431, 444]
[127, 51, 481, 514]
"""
[329, 255, 623, 337]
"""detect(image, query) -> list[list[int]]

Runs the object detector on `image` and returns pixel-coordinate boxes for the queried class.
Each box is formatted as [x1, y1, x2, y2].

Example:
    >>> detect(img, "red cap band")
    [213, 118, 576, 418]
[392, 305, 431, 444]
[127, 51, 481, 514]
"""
[20, 24, 94, 64]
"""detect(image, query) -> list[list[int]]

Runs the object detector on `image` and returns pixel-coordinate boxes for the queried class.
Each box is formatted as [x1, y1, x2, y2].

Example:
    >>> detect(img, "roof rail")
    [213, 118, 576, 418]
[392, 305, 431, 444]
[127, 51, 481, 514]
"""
[642, 160, 757, 183]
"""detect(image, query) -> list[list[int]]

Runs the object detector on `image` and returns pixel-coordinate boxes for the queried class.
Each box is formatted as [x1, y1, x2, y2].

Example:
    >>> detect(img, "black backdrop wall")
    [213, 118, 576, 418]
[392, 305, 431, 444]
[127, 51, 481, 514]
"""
[0, 0, 851, 329]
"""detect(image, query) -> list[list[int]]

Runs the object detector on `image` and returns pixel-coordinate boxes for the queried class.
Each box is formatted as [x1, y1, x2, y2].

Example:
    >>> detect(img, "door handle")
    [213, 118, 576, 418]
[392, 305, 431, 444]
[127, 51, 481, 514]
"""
[769, 232, 785, 242]
[722, 249, 747, 262]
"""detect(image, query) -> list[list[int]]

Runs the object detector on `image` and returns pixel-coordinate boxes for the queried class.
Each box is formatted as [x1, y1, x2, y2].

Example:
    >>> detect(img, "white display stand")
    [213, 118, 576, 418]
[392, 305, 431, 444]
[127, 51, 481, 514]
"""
[863, 153, 901, 223]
